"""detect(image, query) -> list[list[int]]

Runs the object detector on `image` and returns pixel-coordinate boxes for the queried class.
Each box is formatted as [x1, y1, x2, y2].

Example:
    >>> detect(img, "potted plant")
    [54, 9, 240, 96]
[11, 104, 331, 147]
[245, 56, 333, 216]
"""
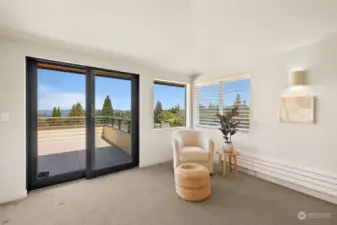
[216, 107, 240, 152]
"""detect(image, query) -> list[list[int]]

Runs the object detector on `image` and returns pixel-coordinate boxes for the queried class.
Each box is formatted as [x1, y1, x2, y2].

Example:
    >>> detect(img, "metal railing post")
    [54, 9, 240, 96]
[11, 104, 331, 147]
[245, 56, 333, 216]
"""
[111, 117, 114, 127]
[128, 120, 131, 133]
[118, 119, 122, 130]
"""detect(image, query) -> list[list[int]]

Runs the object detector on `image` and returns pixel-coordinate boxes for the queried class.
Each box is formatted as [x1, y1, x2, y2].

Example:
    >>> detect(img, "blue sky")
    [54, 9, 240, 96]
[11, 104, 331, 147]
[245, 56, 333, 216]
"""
[223, 79, 250, 106]
[37, 69, 247, 111]
[37, 69, 184, 111]
[38, 69, 132, 110]
[153, 83, 185, 110]
[198, 79, 250, 107]
[38, 69, 86, 110]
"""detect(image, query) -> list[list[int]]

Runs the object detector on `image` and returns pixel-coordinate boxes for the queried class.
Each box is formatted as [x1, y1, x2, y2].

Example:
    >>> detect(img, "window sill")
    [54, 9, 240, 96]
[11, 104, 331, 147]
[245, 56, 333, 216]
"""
[153, 126, 188, 131]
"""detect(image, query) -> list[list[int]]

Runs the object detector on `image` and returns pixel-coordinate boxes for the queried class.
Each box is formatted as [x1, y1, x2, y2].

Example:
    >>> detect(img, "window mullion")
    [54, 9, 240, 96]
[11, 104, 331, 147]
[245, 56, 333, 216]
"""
[218, 81, 224, 115]
[195, 86, 200, 126]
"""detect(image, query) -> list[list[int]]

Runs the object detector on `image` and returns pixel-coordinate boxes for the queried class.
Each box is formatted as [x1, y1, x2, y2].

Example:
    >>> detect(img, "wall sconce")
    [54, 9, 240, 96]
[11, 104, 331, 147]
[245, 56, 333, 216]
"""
[289, 70, 305, 86]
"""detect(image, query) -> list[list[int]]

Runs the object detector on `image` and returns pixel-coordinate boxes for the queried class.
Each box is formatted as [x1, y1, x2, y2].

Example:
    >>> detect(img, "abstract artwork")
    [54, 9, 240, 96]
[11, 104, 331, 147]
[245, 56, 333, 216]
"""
[279, 96, 314, 124]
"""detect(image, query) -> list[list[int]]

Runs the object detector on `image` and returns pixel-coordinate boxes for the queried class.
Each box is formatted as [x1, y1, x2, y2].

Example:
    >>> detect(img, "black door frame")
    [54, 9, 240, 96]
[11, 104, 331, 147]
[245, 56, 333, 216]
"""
[26, 57, 139, 190]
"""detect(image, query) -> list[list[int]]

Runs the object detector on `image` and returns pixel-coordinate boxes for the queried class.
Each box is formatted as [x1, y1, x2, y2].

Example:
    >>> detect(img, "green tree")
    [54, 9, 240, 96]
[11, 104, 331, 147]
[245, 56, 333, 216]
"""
[170, 117, 184, 127]
[68, 105, 76, 117]
[51, 107, 58, 117]
[57, 107, 62, 117]
[169, 104, 180, 114]
[163, 111, 174, 121]
[69, 102, 85, 117]
[114, 111, 121, 118]
[208, 103, 217, 108]
[75, 103, 85, 116]
[154, 101, 164, 123]
[101, 95, 114, 117]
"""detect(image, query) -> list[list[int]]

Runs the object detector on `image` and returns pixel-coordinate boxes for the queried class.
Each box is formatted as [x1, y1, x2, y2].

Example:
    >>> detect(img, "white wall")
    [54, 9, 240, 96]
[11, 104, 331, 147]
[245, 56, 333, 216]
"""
[1, 32, 337, 205]
[0, 39, 191, 203]
[194, 35, 337, 203]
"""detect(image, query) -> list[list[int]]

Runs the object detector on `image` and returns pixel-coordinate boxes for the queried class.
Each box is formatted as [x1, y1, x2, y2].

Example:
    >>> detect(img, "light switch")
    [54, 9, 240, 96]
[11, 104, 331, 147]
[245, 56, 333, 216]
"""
[0, 113, 10, 122]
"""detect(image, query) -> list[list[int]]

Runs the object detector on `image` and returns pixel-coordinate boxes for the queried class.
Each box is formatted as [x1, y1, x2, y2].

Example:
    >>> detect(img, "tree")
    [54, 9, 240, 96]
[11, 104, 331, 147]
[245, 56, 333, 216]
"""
[51, 107, 58, 117]
[208, 103, 217, 108]
[68, 102, 85, 117]
[154, 101, 164, 124]
[75, 103, 85, 116]
[57, 107, 62, 117]
[101, 95, 114, 117]
[114, 111, 121, 118]
[170, 117, 184, 127]
[163, 111, 174, 121]
[68, 105, 76, 117]
[168, 104, 180, 114]
[233, 94, 242, 107]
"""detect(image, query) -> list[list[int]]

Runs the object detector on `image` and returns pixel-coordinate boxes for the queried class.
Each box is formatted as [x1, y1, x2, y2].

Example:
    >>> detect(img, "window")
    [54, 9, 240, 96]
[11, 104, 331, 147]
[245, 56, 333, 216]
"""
[195, 74, 250, 130]
[153, 81, 186, 129]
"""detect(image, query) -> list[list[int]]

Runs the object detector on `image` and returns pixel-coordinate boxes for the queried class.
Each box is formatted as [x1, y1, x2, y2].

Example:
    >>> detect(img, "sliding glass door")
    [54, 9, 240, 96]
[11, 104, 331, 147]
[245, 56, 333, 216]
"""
[26, 58, 139, 190]
[86, 69, 139, 178]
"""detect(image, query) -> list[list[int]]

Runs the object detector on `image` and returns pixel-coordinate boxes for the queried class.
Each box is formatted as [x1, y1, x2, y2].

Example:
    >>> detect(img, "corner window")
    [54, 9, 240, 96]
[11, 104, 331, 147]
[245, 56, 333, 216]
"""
[195, 75, 250, 131]
[153, 81, 186, 129]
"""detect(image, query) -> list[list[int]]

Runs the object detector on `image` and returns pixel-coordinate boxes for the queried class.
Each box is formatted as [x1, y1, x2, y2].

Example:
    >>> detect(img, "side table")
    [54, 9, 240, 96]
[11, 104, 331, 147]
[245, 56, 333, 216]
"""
[216, 149, 239, 178]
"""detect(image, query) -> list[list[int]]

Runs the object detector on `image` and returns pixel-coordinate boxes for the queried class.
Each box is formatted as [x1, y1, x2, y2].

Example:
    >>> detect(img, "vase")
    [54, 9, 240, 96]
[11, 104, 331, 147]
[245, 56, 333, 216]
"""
[223, 142, 234, 153]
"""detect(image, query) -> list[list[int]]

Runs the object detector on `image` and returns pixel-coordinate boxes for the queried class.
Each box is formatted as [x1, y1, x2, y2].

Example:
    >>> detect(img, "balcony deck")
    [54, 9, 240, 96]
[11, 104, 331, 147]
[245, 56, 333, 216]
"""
[37, 119, 133, 177]
[38, 137, 131, 177]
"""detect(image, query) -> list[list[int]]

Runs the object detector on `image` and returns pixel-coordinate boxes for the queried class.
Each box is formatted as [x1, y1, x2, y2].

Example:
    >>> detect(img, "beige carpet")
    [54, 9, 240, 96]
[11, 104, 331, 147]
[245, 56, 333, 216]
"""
[0, 163, 336, 225]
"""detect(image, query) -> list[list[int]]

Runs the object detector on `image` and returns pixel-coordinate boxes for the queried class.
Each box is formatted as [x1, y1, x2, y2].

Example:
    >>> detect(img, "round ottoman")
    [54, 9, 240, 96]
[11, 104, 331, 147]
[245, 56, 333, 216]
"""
[175, 163, 211, 202]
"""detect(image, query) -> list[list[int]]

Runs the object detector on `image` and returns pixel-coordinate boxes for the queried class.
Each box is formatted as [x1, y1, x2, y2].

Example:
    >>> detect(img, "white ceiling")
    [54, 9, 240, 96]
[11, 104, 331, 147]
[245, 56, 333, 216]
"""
[1, 0, 337, 75]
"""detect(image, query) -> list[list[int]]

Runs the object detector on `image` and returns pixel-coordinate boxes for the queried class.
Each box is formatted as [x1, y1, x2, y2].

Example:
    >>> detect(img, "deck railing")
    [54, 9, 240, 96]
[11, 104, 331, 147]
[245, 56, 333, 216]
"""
[37, 116, 131, 142]
[38, 116, 131, 133]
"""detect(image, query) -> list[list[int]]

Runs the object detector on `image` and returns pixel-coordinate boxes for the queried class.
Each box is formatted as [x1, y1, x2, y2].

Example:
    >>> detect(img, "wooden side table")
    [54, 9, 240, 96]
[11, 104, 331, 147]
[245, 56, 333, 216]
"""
[216, 149, 239, 178]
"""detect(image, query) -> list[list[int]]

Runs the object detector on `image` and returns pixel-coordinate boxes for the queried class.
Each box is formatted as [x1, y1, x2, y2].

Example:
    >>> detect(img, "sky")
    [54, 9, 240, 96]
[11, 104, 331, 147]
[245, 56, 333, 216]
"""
[37, 68, 246, 111]
[153, 83, 185, 110]
[37, 69, 184, 111]
[223, 79, 250, 106]
[38, 69, 132, 110]
[198, 78, 250, 107]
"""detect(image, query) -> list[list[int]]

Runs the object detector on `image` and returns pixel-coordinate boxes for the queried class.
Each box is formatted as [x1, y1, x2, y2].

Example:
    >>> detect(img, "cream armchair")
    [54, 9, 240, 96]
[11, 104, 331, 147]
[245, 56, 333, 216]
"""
[172, 130, 214, 173]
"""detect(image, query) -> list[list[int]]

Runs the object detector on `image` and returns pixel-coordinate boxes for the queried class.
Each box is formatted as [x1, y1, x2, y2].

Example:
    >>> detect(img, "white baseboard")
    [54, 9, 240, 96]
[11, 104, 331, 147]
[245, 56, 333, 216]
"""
[215, 152, 337, 205]
[0, 190, 27, 204]
[239, 166, 337, 205]
[139, 157, 173, 168]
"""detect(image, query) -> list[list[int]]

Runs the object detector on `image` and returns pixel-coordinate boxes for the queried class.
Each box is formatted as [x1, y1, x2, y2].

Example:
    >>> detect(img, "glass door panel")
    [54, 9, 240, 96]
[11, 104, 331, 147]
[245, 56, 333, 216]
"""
[88, 69, 137, 176]
[37, 68, 86, 178]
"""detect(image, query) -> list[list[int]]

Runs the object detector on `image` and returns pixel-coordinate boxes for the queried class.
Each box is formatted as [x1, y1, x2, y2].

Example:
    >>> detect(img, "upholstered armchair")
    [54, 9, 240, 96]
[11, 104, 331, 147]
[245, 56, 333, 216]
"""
[172, 130, 214, 173]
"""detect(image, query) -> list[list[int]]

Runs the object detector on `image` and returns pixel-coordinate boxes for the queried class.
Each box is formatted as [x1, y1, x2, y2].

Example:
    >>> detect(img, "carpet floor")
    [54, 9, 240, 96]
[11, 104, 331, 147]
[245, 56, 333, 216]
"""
[0, 162, 336, 225]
